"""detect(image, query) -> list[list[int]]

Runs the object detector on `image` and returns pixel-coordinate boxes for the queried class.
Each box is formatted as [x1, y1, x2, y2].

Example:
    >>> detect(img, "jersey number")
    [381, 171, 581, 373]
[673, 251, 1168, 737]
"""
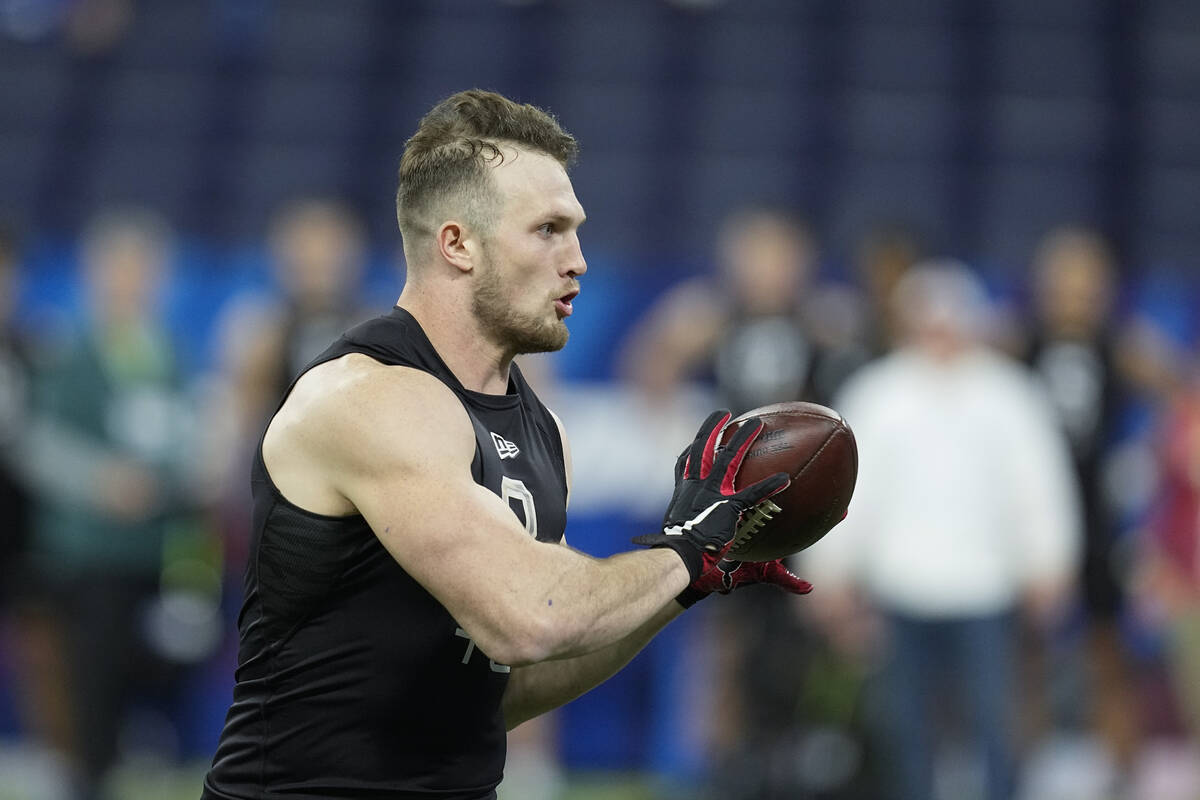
[501, 476, 538, 538]
[456, 477, 538, 673]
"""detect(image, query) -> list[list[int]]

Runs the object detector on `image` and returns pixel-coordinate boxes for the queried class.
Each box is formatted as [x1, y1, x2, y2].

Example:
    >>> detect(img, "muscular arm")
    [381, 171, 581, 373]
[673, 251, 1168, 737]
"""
[496, 410, 684, 727]
[264, 356, 690, 667]
[502, 598, 682, 729]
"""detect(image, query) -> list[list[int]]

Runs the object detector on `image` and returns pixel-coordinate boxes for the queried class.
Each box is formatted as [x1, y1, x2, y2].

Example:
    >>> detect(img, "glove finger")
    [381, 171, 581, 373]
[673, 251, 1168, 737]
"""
[712, 419, 765, 494]
[764, 561, 813, 594]
[734, 471, 791, 506]
[690, 409, 730, 480]
[673, 445, 690, 483]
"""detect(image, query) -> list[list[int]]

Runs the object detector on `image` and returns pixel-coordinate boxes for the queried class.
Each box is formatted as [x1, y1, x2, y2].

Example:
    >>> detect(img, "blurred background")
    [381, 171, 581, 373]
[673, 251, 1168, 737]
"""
[1, 0, 1199, 799]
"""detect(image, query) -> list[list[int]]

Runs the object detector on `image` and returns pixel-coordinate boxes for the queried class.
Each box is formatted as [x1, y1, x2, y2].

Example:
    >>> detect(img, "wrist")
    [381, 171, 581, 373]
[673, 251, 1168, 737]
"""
[654, 538, 704, 583]
[676, 585, 709, 609]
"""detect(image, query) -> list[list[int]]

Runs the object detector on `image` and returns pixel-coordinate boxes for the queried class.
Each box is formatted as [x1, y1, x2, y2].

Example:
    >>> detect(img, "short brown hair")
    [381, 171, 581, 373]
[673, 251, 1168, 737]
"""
[395, 89, 578, 245]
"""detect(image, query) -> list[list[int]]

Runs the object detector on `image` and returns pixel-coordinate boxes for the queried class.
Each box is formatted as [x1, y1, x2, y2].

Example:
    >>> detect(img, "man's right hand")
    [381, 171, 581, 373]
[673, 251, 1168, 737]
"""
[632, 409, 790, 582]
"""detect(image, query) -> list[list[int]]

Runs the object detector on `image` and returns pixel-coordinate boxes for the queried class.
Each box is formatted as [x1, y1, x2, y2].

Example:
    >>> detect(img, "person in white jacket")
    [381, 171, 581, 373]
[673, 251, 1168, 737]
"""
[804, 260, 1082, 800]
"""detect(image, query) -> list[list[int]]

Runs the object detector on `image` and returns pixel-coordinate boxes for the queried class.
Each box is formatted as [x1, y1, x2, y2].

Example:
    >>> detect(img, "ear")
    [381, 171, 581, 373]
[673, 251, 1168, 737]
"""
[436, 221, 477, 274]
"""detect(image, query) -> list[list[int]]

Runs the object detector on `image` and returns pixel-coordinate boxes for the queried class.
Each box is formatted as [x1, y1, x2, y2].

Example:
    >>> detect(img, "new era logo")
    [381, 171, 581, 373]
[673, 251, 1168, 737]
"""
[491, 432, 520, 460]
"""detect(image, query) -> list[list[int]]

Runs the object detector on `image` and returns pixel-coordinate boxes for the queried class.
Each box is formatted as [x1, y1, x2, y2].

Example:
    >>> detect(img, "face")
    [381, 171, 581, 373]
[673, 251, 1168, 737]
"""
[719, 216, 813, 315]
[272, 205, 365, 310]
[85, 230, 166, 324]
[470, 148, 587, 355]
[894, 264, 986, 361]
[1035, 234, 1113, 334]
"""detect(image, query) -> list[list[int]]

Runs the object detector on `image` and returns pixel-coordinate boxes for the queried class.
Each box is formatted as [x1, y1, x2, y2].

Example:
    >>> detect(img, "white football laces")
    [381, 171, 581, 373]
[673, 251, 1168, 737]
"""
[728, 499, 782, 555]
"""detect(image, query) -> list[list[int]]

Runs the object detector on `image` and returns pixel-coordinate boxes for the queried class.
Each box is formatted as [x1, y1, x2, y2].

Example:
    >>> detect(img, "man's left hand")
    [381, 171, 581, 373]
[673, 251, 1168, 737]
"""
[676, 553, 812, 608]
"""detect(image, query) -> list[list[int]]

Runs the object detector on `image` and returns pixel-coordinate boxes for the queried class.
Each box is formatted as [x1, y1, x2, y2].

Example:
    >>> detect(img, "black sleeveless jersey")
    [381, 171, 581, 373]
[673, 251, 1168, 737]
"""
[203, 307, 568, 800]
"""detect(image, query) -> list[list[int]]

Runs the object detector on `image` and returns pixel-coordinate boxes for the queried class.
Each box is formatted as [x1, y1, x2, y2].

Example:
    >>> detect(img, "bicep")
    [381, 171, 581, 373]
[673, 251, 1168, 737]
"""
[365, 480, 550, 663]
[322, 372, 569, 663]
[354, 459, 544, 601]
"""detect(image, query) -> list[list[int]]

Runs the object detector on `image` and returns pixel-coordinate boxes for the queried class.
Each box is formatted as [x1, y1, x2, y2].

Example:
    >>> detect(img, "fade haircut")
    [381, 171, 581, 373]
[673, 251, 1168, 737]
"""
[395, 89, 578, 252]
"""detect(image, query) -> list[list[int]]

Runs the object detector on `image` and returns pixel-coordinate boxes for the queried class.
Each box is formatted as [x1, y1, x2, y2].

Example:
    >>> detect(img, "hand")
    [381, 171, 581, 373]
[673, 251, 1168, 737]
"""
[633, 409, 790, 582]
[676, 553, 812, 608]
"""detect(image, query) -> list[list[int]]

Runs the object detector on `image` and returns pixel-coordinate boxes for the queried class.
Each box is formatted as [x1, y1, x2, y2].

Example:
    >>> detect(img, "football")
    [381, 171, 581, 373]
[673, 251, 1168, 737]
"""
[720, 401, 858, 562]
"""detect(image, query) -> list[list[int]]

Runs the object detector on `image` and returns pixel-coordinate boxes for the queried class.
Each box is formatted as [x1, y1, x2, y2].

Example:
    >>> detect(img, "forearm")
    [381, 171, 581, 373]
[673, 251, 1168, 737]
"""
[502, 599, 683, 729]
[524, 545, 688, 662]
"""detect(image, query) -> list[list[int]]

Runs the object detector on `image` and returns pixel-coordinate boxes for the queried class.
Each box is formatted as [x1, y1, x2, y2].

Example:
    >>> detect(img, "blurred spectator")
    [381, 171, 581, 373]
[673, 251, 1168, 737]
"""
[1123, 355, 1200, 800]
[805, 261, 1082, 800]
[265, 196, 370, 393]
[1136, 368, 1200, 740]
[623, 208, 874, 798]
[801, 222, 927, 401]
[851, 222, 924, 357]
[15, 208, 197, 800]
[621, 207, 834, 409]
[0, 222, 31, 601]
[62, 0, 132, 54]
[193, 298, 285, 580]
[191, 195, 368, 580]
[1017, 227, 1142, 772]
[0, 0, 132, 52]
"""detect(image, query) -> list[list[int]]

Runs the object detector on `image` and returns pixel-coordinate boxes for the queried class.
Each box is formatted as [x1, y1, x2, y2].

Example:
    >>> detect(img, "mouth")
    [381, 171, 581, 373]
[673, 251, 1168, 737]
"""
[554, 288, 580, 318]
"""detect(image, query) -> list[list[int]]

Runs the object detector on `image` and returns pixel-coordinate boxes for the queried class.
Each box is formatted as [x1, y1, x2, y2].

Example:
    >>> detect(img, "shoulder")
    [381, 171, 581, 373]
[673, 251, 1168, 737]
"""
[631, 277, 730, 333]
[290, 353, 472, 456]
[973, 350, 1045, 396]
[263, 354, 477, 513]
[969, 350, 1060, 422]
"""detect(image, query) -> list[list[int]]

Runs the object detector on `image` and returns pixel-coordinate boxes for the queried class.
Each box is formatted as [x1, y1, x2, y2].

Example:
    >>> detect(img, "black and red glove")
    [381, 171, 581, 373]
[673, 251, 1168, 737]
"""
[675, 554, 812, 608]
[633, 410, 808, 606]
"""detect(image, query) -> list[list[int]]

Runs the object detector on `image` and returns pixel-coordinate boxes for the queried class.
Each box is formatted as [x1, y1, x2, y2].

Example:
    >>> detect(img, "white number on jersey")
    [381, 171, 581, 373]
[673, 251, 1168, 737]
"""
[501, 475, 538, 538]
[454, 476, 537, 673]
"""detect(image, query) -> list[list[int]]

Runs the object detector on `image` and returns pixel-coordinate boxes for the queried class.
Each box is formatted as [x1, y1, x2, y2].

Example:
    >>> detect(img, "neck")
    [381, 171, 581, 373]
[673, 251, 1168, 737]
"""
[396, 285, 512, 395]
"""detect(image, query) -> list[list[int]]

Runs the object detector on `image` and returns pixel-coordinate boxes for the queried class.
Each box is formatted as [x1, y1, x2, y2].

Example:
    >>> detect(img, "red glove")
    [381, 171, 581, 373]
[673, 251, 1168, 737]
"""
[633, 410, 791, 580]
[677, 552, 813, 608]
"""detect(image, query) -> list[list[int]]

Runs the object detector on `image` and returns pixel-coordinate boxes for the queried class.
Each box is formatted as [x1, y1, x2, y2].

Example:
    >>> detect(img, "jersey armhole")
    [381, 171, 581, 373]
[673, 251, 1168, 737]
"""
[543, 407, 570, 509]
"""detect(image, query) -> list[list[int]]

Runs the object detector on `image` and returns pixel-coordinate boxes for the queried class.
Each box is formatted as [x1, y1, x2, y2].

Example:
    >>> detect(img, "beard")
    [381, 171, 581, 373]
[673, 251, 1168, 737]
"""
[471, 251, 570, 355]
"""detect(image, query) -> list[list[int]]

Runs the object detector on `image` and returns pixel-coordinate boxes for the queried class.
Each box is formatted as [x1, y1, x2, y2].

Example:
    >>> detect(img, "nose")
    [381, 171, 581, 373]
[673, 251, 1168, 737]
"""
[564, 233, 588, 278]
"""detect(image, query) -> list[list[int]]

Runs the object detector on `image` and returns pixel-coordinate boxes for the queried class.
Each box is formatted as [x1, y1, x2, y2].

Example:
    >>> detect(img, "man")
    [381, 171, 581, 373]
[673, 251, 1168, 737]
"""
[805, 261, 1081, 800]
[202, 89, 810, 800]
[622, 208, 849, 796]
[622, 207, 828, 409]
[1020, 228, 1139, 776]
[21, 208, 194, 800]
[266, 195, 371, 391]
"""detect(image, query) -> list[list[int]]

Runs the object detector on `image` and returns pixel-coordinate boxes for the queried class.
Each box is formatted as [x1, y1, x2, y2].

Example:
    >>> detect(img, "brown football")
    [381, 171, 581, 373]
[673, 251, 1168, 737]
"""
[719, 401, 858, 562]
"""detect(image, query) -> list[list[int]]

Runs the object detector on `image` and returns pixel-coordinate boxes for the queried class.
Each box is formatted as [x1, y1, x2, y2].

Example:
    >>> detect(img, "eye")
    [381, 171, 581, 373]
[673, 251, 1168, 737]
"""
[537, 222, 556, 236]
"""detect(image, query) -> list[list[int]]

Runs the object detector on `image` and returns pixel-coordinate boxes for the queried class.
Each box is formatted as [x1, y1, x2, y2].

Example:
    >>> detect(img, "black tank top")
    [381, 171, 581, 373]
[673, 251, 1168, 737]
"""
[204, 307, 568, 800]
